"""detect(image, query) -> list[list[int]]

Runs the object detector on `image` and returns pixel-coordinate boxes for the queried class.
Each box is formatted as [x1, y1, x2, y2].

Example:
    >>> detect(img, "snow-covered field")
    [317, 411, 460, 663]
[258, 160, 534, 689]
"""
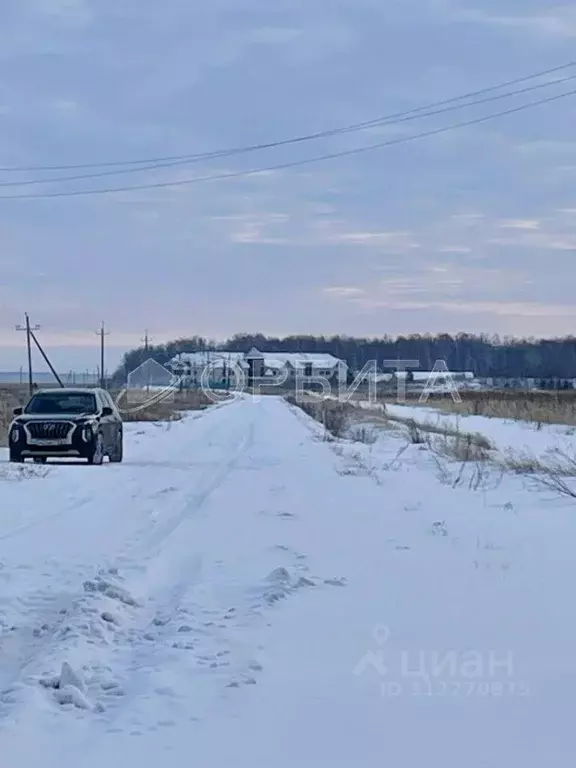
[371, 401, 576, 459]
[0, 396, 575, 766]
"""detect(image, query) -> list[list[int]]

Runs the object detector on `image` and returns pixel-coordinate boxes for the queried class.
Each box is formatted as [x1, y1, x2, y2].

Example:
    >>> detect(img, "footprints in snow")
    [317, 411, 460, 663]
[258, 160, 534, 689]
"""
[268, 545, 346, 590]
[258, 565, 337, 604]
[0, 464, 50, 483]
[83, 571, 139, 607]
[122, 549, 347, 703]
[125, 599, 263, 698]
[260, 509, 298, 520]
[153, 485, 179, 498]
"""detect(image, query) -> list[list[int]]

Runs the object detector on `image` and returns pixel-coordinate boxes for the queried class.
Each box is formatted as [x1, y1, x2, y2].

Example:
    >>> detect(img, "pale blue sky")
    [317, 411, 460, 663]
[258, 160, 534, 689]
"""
[1, 0, 576, 371]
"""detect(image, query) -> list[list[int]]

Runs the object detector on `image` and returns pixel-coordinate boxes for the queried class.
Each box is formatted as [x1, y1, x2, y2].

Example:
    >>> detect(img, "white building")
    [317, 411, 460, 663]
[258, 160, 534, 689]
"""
[167, 348, 347, 386]
[366, 370, 475, 384]
[168, 351, 243, 384]
[393, 370, 475, 383]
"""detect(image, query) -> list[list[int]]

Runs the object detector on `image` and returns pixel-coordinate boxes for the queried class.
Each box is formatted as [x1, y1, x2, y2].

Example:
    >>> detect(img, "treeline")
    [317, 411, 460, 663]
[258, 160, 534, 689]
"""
[115, 332, 576, 381]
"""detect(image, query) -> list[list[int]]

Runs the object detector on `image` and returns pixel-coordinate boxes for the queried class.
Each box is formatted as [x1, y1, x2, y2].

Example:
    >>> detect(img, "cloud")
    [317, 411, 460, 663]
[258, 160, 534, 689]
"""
[219, 212, 293, 244]
[488, 231, 576, 250]
[436, 300, 576, 318]
[316, 229, 422, 254]
[463, 7, 576, 39]
[346, 298, 576, 318]
[323, 286, 365, 297]
[434, 2, 576, 39]
[3, 0, 576, 368]
[499, 219, 540, 230]
[437, 245, 472, 253]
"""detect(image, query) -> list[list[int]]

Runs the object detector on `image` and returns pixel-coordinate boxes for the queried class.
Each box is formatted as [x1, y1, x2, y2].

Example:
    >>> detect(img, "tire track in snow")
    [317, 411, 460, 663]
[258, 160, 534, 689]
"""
[0, 494, 95, 543]
[80, 412, 258, 726]
[122, 413, 255, 583]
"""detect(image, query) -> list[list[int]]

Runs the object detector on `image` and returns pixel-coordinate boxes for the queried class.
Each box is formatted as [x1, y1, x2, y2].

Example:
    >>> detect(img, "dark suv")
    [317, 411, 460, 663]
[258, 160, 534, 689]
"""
[8, 387, 123, 465]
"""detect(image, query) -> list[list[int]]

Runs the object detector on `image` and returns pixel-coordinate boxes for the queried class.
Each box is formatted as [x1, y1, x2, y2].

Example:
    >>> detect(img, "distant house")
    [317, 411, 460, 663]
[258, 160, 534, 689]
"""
[243, 348, 346, 382]
[167, 348, 347, 387]
[169, 351, 243, 386]
[362, 368, 477, 393]
[393, 370, 475, 383]
[366, 369, 475, 384]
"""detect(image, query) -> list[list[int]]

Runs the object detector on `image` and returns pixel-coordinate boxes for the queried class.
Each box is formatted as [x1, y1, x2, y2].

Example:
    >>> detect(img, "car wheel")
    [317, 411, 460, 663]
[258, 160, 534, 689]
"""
[108, 438, 123, 463]
[88, 433, 104, 465]
[9, 452, 24, 463]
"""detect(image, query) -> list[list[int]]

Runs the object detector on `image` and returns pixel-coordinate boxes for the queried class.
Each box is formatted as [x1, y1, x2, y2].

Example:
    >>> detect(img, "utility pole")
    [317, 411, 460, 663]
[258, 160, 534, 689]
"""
[96, 322, 110, 389]
[142, 330, 154, 390]
[142, 329, 152, 352]
[15, 313, 40, 397]
[29, 327, 64, 388]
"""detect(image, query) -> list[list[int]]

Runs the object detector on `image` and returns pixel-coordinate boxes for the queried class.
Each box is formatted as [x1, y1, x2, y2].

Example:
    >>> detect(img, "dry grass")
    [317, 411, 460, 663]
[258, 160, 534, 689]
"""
[0, 388, 25, 446]
[498, 449, 576, 499]
[0, 400, 12, 446]
[385, 412, 493, 451]
[397, 389, 576, 427]
[287, 391, 576, 500]
[502, 448, 576, 476]
[0, 383, 34, 402]
[428, 431, 491, 462]
[347, 424, 380, 445]
[286, 396, 354, 438]
[288, 394, 493, 454]
[114, 388, 213, 422]
[119, 400, 185, 422]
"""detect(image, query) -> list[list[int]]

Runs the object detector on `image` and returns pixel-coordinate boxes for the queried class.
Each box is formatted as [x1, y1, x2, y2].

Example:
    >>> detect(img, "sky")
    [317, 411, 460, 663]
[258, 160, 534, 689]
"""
[1, 0, 576, 371]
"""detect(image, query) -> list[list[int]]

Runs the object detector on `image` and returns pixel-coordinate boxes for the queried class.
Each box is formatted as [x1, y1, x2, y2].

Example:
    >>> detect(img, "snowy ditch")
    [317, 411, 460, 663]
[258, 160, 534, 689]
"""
[0, 556, 348, 719]
[293, 394, 576, 495]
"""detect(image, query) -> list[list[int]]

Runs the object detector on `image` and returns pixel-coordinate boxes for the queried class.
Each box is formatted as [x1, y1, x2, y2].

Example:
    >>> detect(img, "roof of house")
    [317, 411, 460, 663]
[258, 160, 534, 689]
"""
[260, 353, 344, 369]
[169, 351, 345, 369]
[170, 352, 244, 366]
[394, 370, 474, 380]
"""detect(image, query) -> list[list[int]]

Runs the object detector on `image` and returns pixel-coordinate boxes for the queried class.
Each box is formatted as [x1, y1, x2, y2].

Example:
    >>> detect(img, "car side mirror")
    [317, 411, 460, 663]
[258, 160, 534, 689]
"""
[12, 406, 23, 416]
[101, 406, 113, 416]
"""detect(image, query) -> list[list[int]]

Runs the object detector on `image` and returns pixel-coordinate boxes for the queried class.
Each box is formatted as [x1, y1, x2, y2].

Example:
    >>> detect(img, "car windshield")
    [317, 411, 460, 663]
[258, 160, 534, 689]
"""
[24, 392, 98, 415]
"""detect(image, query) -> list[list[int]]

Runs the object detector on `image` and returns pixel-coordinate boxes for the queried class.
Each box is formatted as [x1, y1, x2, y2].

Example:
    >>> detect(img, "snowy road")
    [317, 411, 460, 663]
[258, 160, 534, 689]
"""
[0, 396, 574, 766]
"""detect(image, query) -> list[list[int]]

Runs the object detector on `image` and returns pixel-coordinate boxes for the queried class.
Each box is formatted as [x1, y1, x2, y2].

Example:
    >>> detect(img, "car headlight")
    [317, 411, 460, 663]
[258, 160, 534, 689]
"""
[10, 426, 20, 442]
[81, 424, 94, 442]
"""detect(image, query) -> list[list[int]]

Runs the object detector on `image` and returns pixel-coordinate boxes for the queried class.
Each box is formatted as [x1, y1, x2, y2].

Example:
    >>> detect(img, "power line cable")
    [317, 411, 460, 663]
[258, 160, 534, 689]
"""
[0, 59, 575, 174]
[2, 86, 575, 200]
[2, 72, 575, 188]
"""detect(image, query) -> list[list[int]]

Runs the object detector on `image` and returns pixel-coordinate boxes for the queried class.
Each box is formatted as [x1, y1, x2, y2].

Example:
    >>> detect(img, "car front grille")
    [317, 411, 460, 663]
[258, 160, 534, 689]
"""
[26, 421, 73, 440]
